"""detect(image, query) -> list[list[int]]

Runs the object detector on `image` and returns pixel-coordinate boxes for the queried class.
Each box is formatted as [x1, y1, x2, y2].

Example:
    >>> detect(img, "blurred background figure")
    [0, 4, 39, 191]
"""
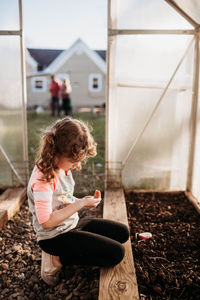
[49, 75, 61, 116]
[61, 79, 72, 116]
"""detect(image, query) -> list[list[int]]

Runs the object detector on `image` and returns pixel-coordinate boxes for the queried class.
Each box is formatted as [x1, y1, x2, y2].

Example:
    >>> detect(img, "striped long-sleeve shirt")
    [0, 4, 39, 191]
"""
[27, 166, 79, 241]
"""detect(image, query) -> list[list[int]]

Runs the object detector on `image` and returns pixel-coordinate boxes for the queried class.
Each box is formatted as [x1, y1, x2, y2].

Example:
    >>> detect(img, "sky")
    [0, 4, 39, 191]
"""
[22, 0, 107, 50]
[1, 0, 193, 51]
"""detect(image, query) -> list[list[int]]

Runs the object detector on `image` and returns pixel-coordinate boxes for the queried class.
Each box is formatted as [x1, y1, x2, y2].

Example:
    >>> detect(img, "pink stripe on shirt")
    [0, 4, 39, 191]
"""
[31, 167, 58, 224]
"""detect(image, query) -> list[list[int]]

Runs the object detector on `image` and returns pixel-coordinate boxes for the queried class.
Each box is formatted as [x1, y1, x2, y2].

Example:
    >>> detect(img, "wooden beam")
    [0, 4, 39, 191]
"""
[165, 0, 199, 28]
[125, 189, 184, 195]
[0, 187, 27, 229]
[186, 34, 200, 191]
[109, 29, 195, 35]
[19, 0, 29, 185]
[0, 30, 22, 36]
[106, 0, 119, 187]
[99, 189, 139, 300]
[117, 82, 189, 91]
[185, 191, 200, 214]
[105, 0, 112, 185]
[0, 209, 8, 230]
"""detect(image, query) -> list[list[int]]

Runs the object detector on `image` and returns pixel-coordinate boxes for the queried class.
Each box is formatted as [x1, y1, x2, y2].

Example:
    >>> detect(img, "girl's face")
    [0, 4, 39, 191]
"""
[57, 156, 81, 171]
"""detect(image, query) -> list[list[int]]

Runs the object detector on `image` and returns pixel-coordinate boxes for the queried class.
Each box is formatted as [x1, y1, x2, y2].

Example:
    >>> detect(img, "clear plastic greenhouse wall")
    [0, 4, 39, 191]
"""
[0, 0, 28, 187]
[106, 0, 200, 201]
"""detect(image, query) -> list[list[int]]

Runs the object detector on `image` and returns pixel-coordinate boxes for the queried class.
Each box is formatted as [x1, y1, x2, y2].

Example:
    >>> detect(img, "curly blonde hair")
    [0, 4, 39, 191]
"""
[35, 117, 97, 182]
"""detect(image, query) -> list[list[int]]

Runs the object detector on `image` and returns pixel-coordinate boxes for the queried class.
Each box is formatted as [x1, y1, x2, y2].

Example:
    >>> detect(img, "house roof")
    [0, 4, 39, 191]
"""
[95, 50, 106, 61]
[28, 46, 106, 69]
[28, 48, 64, 69]
[45, 39, 106, 74]
[26, 49, 38, 68]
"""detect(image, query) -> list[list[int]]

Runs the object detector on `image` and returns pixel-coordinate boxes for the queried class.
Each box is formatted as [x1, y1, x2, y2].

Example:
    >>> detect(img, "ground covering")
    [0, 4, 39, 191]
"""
[0, 200, 103, 300]
[126, 191, 200, 300]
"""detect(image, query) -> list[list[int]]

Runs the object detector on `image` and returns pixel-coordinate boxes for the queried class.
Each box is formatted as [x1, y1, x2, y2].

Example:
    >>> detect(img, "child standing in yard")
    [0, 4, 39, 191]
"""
[60, 79, 72, 116]
[27, 117, 129, 285]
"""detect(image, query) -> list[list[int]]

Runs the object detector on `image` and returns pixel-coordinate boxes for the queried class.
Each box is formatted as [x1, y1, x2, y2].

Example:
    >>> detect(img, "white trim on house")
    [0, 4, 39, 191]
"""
[45, 38, 106, 74]
[27, 71, 50, 78]
[57, 73, 70, 82]
[31, 76, 47, 92]
[89, 74, 102, 92]
[26, 49, 38, 72]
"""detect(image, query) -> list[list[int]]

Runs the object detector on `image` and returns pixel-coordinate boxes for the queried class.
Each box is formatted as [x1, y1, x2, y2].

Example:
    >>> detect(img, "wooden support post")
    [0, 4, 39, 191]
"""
[186, 33, 200, 191]
[185, 191, 200, 214]
[106, 0, 120, 188]
[0, 209, 8, 230]
[99, 189, 139, 300]
[19, 0, 29, 185]
[109, 29, 195, 35]
[165, 0, 199, 28]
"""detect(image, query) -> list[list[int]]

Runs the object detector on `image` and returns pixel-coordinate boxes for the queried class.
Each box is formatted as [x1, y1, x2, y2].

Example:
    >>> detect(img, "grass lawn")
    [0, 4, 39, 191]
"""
[27, 111, 105, 196]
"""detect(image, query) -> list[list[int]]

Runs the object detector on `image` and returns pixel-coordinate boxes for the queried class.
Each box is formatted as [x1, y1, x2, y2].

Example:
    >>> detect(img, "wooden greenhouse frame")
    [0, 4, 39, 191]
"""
[0, 1, 199, 299]
[0, 0, 28, 187]
[101, 1, 200, 299]
[0, 0, 28, 230]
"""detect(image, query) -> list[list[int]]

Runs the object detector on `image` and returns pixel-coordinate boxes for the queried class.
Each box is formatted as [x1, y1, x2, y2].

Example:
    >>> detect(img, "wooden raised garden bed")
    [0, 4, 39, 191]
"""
[125, 190, 200, 300]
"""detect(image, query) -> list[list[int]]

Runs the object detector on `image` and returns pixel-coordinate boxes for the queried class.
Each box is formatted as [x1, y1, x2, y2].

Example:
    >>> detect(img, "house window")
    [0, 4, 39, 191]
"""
[89, 74, 102, 92]
[31, 77, 47, 92]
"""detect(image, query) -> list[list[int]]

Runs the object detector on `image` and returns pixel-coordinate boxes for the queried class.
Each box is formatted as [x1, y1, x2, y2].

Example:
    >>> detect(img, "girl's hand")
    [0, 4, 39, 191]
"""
[82, 196, 101, 209]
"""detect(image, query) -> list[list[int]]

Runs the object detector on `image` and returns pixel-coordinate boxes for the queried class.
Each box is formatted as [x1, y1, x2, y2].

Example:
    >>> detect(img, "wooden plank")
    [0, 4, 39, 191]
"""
[0, 209, 8, 230]
[0, 187, 27, 225]
[99, 188, 139, 300]
[117, 82, 189, 91]
[165, 0, 199, 28]
[19, 0, 29, 186]
[109, 29, 195, 35]
[125, 189, 184, 195]
[186, 35, 200, 191]
[0, 30, 22, 36]
[185, 191, 200, 215]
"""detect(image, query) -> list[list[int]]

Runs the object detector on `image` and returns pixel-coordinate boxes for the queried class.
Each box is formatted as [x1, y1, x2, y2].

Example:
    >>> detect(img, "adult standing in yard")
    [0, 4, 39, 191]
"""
[49, 75, 61, 116]
[61, 79, 72, 116]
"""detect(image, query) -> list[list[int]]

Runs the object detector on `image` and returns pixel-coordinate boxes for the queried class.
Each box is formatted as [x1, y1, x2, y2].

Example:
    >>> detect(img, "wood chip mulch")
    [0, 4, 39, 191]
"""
[0, 199, 103, 300]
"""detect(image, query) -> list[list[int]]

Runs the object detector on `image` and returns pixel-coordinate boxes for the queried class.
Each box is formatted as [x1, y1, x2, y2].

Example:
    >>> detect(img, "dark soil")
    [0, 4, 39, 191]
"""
[125, 191, 200, 300]
[0, 199, 103, 300]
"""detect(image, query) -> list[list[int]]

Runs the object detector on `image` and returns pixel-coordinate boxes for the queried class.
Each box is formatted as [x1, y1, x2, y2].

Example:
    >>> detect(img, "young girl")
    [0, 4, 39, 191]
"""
[27, 117, 129, 285]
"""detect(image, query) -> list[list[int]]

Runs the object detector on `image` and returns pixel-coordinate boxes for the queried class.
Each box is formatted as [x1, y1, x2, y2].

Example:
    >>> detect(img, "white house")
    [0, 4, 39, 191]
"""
[25, 49, 38, 74]
[26, 38, 106, 109]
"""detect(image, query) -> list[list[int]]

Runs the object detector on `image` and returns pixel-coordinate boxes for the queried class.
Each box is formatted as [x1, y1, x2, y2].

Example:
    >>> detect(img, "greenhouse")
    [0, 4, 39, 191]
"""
[0, 0, 28, 187]
[104, 0, 200, 298]
[106, 0, 200, 202]
[0, 0, 200, 299]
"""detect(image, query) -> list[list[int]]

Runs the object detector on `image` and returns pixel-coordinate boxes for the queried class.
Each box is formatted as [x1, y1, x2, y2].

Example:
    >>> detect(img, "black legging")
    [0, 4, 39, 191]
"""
[38, 218, 129, 267]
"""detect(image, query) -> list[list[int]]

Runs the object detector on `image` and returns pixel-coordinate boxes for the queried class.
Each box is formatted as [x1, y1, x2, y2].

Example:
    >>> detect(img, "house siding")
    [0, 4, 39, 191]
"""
[27, 75, 51, 108]
[58, 52, 105, 107]
[27, 51, 105, 108]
